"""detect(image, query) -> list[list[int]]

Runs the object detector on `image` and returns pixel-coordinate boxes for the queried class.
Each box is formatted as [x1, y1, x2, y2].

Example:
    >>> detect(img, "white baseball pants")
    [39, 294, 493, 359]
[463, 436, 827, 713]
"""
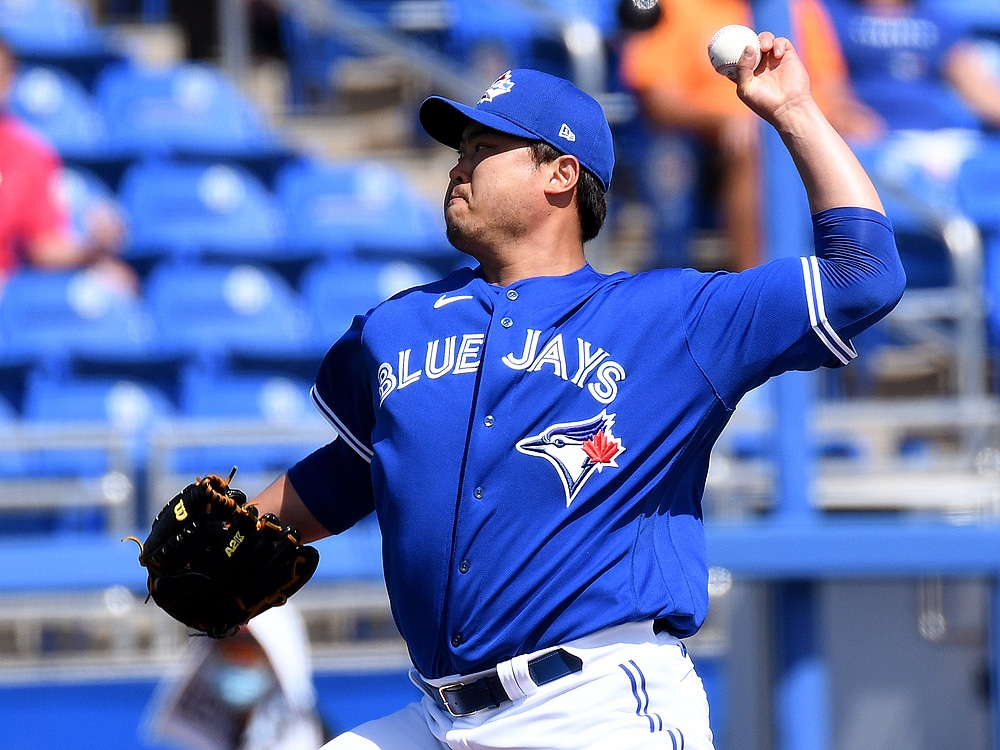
[321, 621, 715, 750]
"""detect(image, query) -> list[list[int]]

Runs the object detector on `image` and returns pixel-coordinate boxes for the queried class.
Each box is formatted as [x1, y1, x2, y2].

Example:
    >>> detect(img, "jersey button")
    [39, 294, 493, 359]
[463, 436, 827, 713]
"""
[452, 634, 463, 647]
[500, 317, 513, 328]
[506, 289, 519, 301]
[459, 559, 470, 574]
[483, 415, 495, 427]
[473, 486, 485, 499]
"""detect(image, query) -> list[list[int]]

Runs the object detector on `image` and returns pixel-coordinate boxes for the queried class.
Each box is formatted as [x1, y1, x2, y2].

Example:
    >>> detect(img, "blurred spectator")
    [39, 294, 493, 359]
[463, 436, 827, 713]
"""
[0, 36, 136, 291]
[827, 0, 1000, 132]
[144, 603, 329, 750]
[619, 0, 884, 271]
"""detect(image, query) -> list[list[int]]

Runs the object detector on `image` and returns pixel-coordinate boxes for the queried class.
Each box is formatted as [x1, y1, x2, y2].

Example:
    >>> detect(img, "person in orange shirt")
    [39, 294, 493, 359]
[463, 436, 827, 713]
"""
[620, 0, 884, 270]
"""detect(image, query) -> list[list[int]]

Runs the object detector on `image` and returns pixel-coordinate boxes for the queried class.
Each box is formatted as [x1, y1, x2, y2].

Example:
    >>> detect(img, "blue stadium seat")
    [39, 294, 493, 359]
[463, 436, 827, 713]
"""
[852, 78, 981, 132]
[144, 262, 313, 359]
[118, 161, 287, 265]
[93, 62, 296, 179]
[169, 370, 325, 477]
[23, 374, 174, 437]
[274, 159, 450, 262]
[0, 0, 108, 55]
[956, 140, 1000, 233]
[8, 374, 172, 532]
[0, 0, 121, 94]
[180, 371, 313, 421]
[0, 268, 155, 366]
[850, 141, 965, 290]
[19, 374, 170, 486]
[10, 65, 115, 159]
[300, 258, 435, 345]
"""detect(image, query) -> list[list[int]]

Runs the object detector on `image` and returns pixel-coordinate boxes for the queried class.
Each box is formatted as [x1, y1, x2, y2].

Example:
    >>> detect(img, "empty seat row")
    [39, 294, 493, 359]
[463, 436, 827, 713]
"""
[11, 61, 291, 177]
[62, 158, 455, 273]
[0, 368, 331, 535]
[0, 258, 438, 369]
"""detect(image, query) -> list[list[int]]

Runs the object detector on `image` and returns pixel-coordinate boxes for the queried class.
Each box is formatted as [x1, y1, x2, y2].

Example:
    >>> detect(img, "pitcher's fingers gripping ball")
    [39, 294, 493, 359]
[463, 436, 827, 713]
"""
[125, 469, 320, 638]
[708, 24, 761, 80]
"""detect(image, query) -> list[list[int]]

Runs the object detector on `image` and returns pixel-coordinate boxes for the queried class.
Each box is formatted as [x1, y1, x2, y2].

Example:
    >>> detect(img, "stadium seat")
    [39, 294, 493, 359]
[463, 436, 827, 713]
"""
[0, 0, 121, 93]
[956, 140, 1000, 233]
[10, 65, 114, 159]
[851, 78, 981, 132]
[300, 257, 435, 345]
[0, 0, 108, 55]
[274, 159, 451, 262]
[4, 374, 171, 532]
[165, 370, 326, 491]
[10, 65, 134, 187]
[0, 268, 155, 366]
[93, 62, 296, 181]
[118, 161, 287, 267]
[144, 262, 313, 359]
[23, 373, 174, 434]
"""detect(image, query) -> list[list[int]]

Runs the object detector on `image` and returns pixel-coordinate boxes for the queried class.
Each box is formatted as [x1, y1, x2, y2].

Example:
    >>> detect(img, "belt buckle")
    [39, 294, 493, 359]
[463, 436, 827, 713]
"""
[437, 682, 466, 718]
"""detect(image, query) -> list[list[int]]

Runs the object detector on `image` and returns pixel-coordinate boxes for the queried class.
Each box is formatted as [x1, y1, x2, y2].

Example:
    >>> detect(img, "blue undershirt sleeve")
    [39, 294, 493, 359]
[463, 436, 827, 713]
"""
[287, 438, 375, 534]
[810, 206, 906, 343]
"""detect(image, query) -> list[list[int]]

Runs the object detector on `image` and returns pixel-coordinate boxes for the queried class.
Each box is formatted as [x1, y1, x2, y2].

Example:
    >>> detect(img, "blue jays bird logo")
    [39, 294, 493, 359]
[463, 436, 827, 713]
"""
[516, 410, 625, 507]
[479, 70, 515, 104]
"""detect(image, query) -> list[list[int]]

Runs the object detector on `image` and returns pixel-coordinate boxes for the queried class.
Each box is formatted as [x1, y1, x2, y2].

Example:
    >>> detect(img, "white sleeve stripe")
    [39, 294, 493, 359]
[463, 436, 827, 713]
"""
[310, 386, 374, 463]
[800, 257, 857, 365]
[808, 256, 858, 362]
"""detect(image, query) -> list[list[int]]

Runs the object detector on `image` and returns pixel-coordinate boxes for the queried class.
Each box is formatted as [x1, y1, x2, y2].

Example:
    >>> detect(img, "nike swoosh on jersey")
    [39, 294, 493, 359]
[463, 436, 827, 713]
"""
[434, 294, 474, 309]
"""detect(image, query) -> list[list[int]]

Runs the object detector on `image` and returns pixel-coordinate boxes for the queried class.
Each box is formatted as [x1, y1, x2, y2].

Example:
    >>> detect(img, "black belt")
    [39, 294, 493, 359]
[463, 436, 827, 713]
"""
[419, 648, 583, 717]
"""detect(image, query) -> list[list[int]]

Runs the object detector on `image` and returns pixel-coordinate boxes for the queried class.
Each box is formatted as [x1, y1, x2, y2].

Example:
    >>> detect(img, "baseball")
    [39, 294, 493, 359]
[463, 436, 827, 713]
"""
[708, 24, 761, 80]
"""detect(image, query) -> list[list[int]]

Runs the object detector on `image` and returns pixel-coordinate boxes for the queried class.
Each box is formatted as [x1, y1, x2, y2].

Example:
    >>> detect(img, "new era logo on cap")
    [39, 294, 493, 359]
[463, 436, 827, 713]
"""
[417, 69, 614, 192]
[558, 123, 576, 142]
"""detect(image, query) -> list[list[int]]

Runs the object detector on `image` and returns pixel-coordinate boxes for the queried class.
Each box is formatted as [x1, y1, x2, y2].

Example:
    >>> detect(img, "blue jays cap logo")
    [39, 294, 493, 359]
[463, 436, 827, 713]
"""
[516, 410, 625, 507]
[478, 70, 515, 104]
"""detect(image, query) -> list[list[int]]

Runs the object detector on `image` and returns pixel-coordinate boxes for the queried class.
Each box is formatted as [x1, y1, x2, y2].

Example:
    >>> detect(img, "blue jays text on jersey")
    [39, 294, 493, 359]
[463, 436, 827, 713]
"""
[288, 207, 905, 680]
[375, 328, 627, 407]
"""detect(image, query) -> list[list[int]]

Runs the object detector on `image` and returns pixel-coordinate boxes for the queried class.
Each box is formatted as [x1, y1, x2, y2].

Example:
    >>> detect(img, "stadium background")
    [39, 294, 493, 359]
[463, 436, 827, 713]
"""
[1, 0, 1000, 748]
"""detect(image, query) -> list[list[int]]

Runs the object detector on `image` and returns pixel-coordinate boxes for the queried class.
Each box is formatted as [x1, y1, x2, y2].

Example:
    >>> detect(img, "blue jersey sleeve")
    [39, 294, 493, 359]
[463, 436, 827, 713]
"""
[289, 313, 378, 533]
[684, 207, 904, 405]
[311, 314, 376, 461]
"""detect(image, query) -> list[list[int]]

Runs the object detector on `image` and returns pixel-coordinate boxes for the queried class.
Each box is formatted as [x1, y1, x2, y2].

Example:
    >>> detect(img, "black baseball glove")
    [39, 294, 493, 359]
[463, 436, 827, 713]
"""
[126, 470, 319, 638]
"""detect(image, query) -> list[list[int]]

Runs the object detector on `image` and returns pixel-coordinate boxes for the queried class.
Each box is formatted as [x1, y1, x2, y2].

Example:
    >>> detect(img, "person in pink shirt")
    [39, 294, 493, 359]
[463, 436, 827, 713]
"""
[0, 37, 134, 289]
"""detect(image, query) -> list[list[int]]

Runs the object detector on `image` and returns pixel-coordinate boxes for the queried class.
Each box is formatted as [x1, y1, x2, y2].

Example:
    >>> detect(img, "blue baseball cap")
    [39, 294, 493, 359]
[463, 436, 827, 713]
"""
[419, 69, 614, 192]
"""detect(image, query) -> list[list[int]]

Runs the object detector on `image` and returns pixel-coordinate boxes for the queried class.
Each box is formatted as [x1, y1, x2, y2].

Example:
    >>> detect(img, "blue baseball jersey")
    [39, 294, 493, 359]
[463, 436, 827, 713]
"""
[290, 207, 904, 679]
